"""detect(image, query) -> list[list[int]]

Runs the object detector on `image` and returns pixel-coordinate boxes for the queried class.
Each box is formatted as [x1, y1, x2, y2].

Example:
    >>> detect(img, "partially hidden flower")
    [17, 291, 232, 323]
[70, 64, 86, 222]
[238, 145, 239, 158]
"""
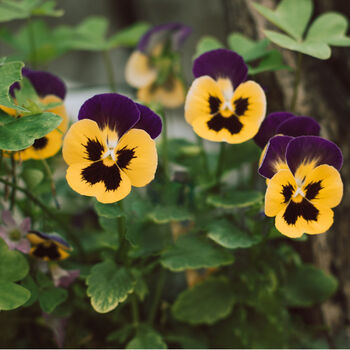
[125, 23, 191, 108]
[27, 231, 72, 261]
[254, 111, 321, 149]
[185, 49, 266, 143]
[43, 313, 67, 348]
[0, 210, 31, 253]
[49, 263, 80, 288]
[259, 135, 343, 238]
[0, 68, 68, 160]
[62, 93, 162, 203]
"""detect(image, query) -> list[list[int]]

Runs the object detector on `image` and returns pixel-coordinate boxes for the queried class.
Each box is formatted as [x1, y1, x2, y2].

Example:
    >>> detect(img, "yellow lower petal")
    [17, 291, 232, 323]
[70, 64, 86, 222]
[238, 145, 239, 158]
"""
[41, 95, 69, 133]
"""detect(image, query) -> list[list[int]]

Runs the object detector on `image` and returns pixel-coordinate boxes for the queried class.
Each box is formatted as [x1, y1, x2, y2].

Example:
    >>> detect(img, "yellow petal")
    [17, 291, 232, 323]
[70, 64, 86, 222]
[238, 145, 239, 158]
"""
[40, 95, 69, 133]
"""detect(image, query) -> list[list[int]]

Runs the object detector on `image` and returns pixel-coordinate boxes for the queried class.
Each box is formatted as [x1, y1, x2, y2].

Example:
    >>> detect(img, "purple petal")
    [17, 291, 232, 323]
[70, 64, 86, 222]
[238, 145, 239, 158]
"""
[134, 103, 162, 139]
[10, 68, 66, 99]
[58, 270, 80, 288]
[254, 112, 295, 148]
[276, 116, 320, 138]
[286, 136, 343, 175]
[1, 210, 16, 228]
[192, 49, 248, 88]
[19, 217, 31, 235]
[259, 135, 294, 179]
[78, 93, 140, 138]
[138, 23, 190, 53]
[16, 239, 31, 254]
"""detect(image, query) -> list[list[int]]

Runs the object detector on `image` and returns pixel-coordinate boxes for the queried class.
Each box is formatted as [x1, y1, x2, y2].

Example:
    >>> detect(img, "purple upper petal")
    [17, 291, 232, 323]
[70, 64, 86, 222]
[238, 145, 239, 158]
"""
[259, 135, 294, 179]
[134, 103, 162, 139]
[254, 112, 295, 148]
[276, 116, 320, 138]
[78, 93, 140, 138]
[138, 23, 191, 54]
[286, 136, 343, 175]
[10, 68, 66, 99]
[192, 49, 248, 88]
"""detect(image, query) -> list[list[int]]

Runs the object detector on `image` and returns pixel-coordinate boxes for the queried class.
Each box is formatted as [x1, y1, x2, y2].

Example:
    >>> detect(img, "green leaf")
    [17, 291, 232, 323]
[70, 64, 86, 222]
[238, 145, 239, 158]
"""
[108, 22, 151, 49]
[283, 265, 338, 307]
[0, 281, 30, 310]
[94, 201, 125, 219]
[148, 205, 192, 224]
[248, 50, 290, 75]
[38, 287, 68, 313]
[161, 234, 234, 271]
[227, 33, 269, 62]
[132, 270, 149, 301]
[264, 30, 331, 60]
[253, 0, 313, 40]
[207, 190, 263, 209]
[21, 275, 39, 307]
[0, 239, 29, 282]
[207, 219, 261, 249]
[194, 36, 224, 59]
[22, 168, 44, 189]
[87, 261, 136, 313]
[126, 326, 167, 349]
[0, 112, 62, 151]
[172, 277, 235, 325]
[0, 60, 27, 112]
[31, 0, 63, 17]
[306, 12, 350, 46]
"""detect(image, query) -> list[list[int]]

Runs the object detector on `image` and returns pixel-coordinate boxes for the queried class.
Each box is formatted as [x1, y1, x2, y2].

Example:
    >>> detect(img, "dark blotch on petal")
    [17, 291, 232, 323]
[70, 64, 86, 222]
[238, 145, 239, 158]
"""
[281, 183, 294, 203]
[81, 160, 121, 191]
[305, 181, 323, 201]
[33, 137, 48, 150]
[207, 113, 243, 135]
[33, 243, 61, 260]
[84, 138, 104, 162]
[117, 146, 136, 169]
[209, 96, 221, 114]
[234, 97, 249, 116]
[283, 199, 319, 225]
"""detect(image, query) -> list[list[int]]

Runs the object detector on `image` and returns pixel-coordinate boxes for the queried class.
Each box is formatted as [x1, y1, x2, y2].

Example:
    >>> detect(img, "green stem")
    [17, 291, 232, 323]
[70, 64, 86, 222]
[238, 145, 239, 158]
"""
[27, 18, 37, 68]
[130, 294, 139, 327]
[117, 201, 129, 262]
[0, 177, 84, 256]
[160, 110, 170, 181]
[147, 268, 166, 325]
[10, 154, 16, 210]
[290, 52, 303, 113]
[103, 50, 117, 93]
[41, 159, 60, 209]
[196, 135, 210, 178]
[215, 142, 226, 186]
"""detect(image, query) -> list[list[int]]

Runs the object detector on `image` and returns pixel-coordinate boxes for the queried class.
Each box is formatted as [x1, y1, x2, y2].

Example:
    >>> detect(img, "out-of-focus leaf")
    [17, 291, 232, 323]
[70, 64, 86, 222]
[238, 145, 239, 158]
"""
[0, 281, 31, 310]
[194, 36, 224, 59]
[148, 205, 192, 224]
[38, 287, 68, 313]
[249, 50, 290, 75]
[126, 326, 167, 349]
[94, 201, 125, 219]
[207, 190, 263, 209]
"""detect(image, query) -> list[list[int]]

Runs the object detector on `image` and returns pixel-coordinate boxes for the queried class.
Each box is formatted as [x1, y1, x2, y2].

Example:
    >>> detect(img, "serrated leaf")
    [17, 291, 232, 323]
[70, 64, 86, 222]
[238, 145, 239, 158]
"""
[194, 36, 224, 59]
[283, 265, 338, 307]
[207, 190, 263, 209]
[87, 261, 135, 313]
[0, 281, 30, 310]
[148, 206, 192, 224]
[207, 219, 261, 249]
[306, 12, 350, 46]
[38, 286, 68, 313]
[161, 234, 234, 271]
[249, 50, 290, 75]
[264, 30, 331, 60]
[253, 0, 313, 40]
[0, 239, 29, 282]
[108, 22, 150, 49]
[172, 277, 235, 325]
[0, 112, 62, 151]
[95, 201, 124, 219]
[227, 33, 269, 62]
[126, 326, 167, 349]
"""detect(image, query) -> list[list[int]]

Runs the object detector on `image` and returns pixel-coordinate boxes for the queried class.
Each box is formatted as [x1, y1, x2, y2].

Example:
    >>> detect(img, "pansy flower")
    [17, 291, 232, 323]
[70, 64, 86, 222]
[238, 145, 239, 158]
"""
[49, 264, 80, 288]
[0, 68, 68, 160]
[62, 93, 161, 203]
[27, 231, 72, 261]
[0, 210, 31, 253]
[259, 135, 343, 238]
[185, 49, 266, 143]
[125, 23, 191, 108]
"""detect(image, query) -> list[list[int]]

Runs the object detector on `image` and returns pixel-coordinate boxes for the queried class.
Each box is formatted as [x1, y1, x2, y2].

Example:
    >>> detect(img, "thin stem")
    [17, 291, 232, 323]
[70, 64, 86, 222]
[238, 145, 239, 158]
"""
[130, 294, 139, 327]
[103, 50, 117, 93]
[160, 110, 170, 181]
[196, 135, 210, 178]
[215, 142, 226, 185]
[10, 154, 17, 210]
[0, 177, 84, 256]
[147, 268, 166, 325]
[41, 159, 60, 209]
[117, 201, 129, 262]
[27, 18, 37, 68]
[290, 52, 303, 113]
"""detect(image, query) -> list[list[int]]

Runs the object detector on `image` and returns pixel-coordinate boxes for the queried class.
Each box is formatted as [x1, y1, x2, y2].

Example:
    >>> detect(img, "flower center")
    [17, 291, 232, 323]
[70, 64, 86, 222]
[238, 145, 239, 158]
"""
[292, 178, 305, 202]
[9, 229, 21, 241]
[102, 139, 118, 162]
